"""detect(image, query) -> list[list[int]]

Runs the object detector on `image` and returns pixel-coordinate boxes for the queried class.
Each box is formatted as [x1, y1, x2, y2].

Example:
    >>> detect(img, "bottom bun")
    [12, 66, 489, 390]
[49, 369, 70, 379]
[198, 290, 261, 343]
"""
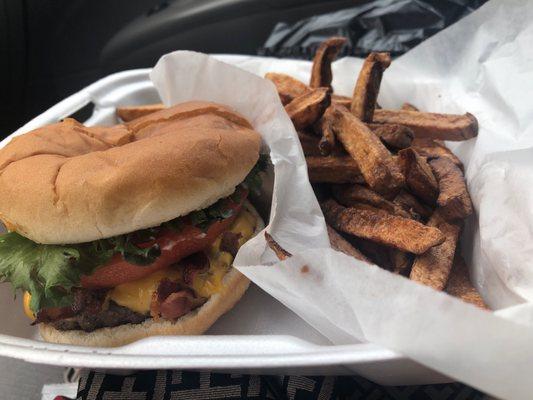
[39, 201, 263, 347]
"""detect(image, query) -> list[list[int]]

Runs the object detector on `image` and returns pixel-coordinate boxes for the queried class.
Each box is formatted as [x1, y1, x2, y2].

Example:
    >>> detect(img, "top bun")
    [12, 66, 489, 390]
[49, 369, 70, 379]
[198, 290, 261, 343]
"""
[0, 101, 261, 244]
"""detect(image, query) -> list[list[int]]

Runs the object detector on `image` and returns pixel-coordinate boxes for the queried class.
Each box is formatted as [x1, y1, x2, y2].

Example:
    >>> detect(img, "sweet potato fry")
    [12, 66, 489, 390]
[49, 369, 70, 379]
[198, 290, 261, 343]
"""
[411, 137, 464, 171]
[330, 105, 404, 196]
[331, 94, 351, 109]
[397, 148, 439, 205]
[367, 123, 414, 150]
[306, 156, 364, 184]
[393, 190, 433, 220]
[265, 73, 310, 105]
[373, 109, 478, 141]
[265, 232, 292, 261]
[314, 108, 337, 156]
[351, 52, 391, 122]
[321, 199, 445, 254]
[445, 256, 488, 309]
[390, 249, 413, 275]
[410, 211, 461, 290]
[401, 102, 418, 112]
[429, 158, 473, 220]
[116, 103, 165, 122]
[332, 184, 412, 219]
[285, 88, 331, 130]
[327, 225, 368, 262]
[298, 130, 321, 156]
[310, 36, 347, 88]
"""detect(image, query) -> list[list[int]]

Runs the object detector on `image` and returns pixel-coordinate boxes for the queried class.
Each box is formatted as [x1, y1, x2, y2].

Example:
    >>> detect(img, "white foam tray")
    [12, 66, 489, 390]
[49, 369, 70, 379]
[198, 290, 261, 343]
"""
[0, 66, 449, 385]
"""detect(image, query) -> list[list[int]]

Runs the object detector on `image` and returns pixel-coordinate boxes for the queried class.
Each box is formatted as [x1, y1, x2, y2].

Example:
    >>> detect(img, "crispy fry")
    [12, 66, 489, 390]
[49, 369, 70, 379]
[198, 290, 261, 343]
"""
[310, 37, 347, 88]
[327, 225, 368, 262]
[331, 94, 352, 109]
[265, 73, 310, 105]
[446, 256, 488, 309]
[398, 148, 439, 205]
[116, 103, 165, 122]
[330, 105, 404, 196]
[410, 211, 461, 290]
[411, 137, 464, 171]
[332, 184, 412, 219]
[367, 123, 414, 150]
[390, 249, 413, 275]
[429, 158, 473, 220]
[401, 102, 418, 112]
[298, 130, 321, 156]
[373, 109, 478, 141]
[393, 190, 433, 220]
[351, 52, 391, 122]
[265, 232, 292, 261]
[285, 88, 331, 130]
[321, 199, 445, 254]
[306, 156, 364, 184]
[314, 108, 337, 156]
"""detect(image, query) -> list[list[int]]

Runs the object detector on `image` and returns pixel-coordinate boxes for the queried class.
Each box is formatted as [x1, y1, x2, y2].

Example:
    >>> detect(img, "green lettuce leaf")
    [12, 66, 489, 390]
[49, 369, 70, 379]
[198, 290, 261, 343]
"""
[0, 233, 111, 312]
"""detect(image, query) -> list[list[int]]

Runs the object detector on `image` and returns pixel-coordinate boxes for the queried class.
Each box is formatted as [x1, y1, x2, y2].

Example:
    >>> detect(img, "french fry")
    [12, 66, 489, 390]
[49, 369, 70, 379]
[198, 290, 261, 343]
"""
[265, 232, 292, 261]
[401, 102, 419, 111]
[367, 123, 414, 150]
[373, 109, 478, 141]
[330, 105, 404, 196]
[309, 36, 347, 88]
[390, 249, 413, 275]
[321, 199, 445, 254]
[298, 130, 322, 156]
[445, 256, 488, 309]
[327, 225, 368, 262]
[285, 88, 331, 130]
[410, 211, 461, 290]
[393, 190, 433, 220]
[411, 137, 464, 171]
[332, 184, 412, 219]
[116, 103, 165, 122]
[314, 108, 337, 156]
[351, 52, 391, 122]
[331, 94, 352, 109]
[397, 148, 439, 205]
[429, 158, 473, 220]
[265, 73, 310, 105]
[306, 156, 364, 184]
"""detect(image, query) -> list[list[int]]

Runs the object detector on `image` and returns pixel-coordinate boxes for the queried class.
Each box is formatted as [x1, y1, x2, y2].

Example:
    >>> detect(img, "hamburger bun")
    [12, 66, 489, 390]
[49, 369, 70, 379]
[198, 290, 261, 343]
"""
[0, 101, 261, 244]
[39, 201, 263, 347]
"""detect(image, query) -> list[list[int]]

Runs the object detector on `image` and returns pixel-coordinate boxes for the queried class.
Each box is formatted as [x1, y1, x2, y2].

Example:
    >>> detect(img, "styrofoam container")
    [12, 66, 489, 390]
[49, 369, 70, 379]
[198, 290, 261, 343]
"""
[0, 66, 450, 385]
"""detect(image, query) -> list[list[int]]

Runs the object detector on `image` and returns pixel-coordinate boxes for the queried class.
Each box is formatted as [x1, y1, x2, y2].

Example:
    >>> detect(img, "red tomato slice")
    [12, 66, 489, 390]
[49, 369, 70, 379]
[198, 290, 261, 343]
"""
[80, 189, 247, 289]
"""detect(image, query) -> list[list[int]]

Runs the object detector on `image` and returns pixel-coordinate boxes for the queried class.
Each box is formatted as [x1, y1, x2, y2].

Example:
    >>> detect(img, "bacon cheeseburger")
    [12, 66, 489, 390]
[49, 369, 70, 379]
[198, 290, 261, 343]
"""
[0, 101, 265, 347]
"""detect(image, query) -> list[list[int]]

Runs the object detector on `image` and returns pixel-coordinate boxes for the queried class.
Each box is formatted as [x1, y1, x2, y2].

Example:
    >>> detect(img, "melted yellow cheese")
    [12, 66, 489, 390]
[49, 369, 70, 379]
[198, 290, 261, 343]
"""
[109, 208, 256, 314]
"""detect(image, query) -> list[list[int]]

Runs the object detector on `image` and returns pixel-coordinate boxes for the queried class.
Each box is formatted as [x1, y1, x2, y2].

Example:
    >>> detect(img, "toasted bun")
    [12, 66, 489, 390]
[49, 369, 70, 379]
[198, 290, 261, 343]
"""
[39, 201, 263, 347]
[0, 101, 261, 244]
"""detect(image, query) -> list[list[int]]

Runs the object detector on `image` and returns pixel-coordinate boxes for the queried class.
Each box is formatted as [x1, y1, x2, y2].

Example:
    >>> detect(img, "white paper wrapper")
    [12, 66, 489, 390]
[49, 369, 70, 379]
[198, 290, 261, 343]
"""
[150, 1, 533, 398]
